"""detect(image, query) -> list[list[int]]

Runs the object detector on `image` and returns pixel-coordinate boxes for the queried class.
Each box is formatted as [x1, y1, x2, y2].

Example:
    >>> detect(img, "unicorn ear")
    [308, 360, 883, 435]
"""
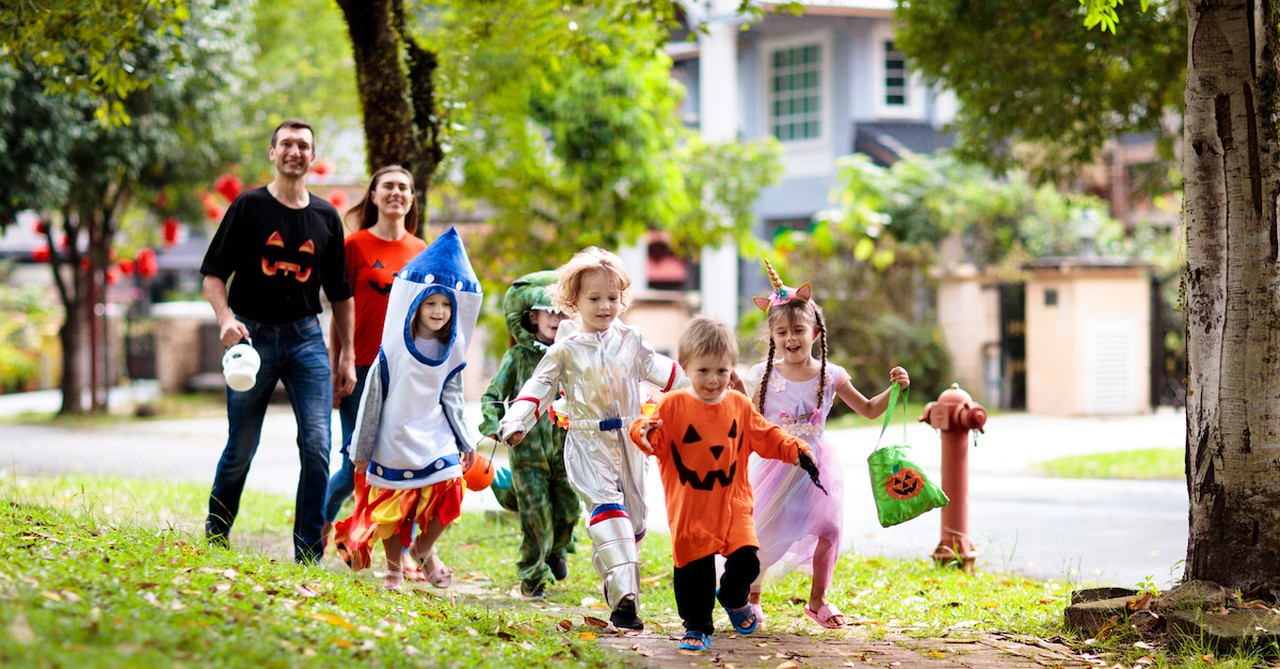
[753, 296, 772, 312]
[795, 283, 812, 302]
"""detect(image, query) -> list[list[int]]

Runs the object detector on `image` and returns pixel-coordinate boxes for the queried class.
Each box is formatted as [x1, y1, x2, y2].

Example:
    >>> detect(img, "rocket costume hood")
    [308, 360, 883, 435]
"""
[350, 227, 484, 490]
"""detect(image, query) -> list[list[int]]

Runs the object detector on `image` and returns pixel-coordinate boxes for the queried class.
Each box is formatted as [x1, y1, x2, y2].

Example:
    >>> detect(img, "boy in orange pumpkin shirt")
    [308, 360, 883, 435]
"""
[630, 317, 819, 652]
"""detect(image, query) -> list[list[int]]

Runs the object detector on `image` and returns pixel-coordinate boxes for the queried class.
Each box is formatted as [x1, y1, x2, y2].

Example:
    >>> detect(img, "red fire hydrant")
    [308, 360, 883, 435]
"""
[919, 383, 987, 573]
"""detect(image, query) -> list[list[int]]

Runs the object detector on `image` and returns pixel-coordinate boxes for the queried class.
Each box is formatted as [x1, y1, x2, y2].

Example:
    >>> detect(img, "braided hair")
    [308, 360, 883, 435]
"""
[757, 298, 829, 416]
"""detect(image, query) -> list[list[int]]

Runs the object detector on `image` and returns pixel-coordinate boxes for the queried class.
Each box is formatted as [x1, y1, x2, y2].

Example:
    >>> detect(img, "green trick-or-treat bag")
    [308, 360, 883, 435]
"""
[867, 382, 949, 528]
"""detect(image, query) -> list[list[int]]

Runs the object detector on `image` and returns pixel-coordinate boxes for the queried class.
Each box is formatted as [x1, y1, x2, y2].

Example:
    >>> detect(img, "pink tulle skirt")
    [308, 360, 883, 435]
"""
[750, 438, 845, 582]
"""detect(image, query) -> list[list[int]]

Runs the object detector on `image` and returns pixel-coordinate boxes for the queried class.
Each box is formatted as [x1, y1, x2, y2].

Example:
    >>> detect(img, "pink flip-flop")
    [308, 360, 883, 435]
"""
[803, 603, 845, 629]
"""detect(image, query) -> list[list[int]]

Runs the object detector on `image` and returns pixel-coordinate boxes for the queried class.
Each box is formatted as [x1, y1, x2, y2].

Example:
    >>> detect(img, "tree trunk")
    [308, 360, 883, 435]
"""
[1183, 0, 1280, 594]
[57, 266, 86, 416]
[335, 0, 444, 233]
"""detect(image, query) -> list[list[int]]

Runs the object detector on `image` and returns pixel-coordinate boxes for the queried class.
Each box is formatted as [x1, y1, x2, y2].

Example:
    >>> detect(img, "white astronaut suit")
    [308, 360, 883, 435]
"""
[499, 318, 686, 616]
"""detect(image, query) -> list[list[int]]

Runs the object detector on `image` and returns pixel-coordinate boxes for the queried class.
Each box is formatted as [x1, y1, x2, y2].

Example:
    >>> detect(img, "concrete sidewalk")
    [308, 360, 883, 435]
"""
[0, 387, 1190, 588]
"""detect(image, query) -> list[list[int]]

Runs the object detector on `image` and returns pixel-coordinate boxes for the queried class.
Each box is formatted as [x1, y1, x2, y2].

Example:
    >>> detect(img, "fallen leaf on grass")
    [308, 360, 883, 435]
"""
[304, 611, 356, 631]
[583, 616, 610, 630]
[465, 627, 478, 637]
[512, 623, 539, 636]
[579, 632, 598, 640]
[641, 575, 662, 585]
[40, 591, 61, 602]
[926, 651, 947, 659]
[776, 662, 799, 669]
[557, 620, 573, 632]
[293, 584, 319, 598]
[7, 614, 34, 645]
[1126, 592, 1154, 611]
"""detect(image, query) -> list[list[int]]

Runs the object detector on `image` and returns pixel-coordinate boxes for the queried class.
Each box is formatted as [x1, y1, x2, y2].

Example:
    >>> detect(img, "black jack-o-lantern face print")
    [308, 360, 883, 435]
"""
[261, 231, 316, 282]
[669, 418, 738, 490]
[366, 259, 394, 296]
[885, 465, 923, 500]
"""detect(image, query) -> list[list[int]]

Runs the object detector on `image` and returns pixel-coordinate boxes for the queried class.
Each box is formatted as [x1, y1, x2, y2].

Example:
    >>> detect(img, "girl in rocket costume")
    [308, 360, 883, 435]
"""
[499, 247, 687, 630]
[334, 227, 483, 590]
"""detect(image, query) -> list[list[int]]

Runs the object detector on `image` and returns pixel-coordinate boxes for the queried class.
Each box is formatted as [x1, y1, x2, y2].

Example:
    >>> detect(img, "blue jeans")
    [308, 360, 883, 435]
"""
[206, 315, 332, 564]
[324, 364, 370, 522]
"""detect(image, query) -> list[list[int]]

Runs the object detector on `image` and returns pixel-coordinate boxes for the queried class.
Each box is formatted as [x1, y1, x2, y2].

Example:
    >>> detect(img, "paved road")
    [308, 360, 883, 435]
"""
[0, 387, 1189, 589]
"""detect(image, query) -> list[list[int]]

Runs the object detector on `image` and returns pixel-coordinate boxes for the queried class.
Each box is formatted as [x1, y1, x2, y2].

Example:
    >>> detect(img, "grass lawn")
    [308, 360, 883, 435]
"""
[2, 472, 1257, 668]
[1035, 448, 1184, 480]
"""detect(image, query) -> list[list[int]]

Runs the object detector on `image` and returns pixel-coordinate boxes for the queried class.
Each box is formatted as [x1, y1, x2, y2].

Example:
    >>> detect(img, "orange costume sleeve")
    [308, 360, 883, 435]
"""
[630, 389, 810, 568]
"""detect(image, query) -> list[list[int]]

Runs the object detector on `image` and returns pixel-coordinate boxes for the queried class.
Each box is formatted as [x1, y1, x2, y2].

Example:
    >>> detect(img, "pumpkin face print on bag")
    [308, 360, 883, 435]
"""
[885, 464, 924, 500]
[669, 420, 738, 491]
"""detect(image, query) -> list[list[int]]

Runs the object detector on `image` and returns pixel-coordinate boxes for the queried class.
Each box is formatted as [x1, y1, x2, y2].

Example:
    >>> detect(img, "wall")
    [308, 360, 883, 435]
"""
[1025, 265, 1151, 416]
[935, 266, 1000, 405]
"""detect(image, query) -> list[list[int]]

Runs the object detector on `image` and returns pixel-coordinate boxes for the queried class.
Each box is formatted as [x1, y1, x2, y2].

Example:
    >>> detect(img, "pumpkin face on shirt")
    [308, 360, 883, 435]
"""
[669, 418, 738, 491]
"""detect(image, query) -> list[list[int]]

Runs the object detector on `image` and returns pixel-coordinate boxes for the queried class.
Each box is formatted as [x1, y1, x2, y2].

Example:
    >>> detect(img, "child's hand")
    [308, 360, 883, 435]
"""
[890, 366, 910, 389]
[460, 450, 476, 472]
[729, 370, 746, 395]
[505, 431, 525, 447]
[634, 419, 662, 455]
[353, 460, 369, 472]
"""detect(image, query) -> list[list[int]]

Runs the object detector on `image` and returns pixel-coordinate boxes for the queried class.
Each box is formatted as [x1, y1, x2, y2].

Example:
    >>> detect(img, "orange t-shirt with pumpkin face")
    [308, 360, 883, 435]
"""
[629, 388, 810, 568]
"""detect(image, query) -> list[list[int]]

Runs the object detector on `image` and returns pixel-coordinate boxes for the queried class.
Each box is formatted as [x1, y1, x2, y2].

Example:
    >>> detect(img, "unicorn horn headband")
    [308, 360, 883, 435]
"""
[752, 259, 811, 312]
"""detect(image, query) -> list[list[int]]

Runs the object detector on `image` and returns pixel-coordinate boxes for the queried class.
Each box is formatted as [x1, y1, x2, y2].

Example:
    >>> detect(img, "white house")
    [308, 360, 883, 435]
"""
[660, 0, 958, 324]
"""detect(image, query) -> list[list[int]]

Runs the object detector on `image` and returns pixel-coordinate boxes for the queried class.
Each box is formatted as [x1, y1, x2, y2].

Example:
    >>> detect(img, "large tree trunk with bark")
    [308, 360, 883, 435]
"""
[1183, 0, 1280, 595]
[335, 0, 444, 233]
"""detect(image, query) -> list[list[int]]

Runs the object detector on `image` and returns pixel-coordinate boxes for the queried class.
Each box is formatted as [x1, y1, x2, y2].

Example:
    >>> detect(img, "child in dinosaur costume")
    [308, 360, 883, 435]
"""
[480, 271, 581, 599]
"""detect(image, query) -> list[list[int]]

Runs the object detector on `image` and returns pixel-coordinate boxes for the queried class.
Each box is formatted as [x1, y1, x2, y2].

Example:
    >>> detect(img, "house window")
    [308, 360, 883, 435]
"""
[769, 44, 822, 142]
[884, 41, 907, 107]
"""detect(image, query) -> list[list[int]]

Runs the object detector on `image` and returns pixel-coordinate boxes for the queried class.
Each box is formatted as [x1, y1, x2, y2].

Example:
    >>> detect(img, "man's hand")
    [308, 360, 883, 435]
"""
[218, 319, 250, 348]
[634, 419, 662, 455]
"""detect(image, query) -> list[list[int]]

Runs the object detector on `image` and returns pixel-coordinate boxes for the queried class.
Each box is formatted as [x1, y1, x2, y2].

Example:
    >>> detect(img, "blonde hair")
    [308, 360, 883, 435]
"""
[757, 298, 829, 414]
[678, 316, 738, 367]
[552, 247, 633, 314]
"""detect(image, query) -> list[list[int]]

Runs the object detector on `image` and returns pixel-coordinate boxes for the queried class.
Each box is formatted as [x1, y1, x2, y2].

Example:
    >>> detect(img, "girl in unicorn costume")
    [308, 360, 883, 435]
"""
[334, 227, 483, 591]
[499, 247, 687, 631]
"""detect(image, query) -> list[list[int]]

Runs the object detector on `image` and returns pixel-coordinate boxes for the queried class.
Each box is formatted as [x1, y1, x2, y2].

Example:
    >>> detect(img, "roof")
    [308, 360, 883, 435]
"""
[761, 0, 893, 16]
[854, 121, 956, 167]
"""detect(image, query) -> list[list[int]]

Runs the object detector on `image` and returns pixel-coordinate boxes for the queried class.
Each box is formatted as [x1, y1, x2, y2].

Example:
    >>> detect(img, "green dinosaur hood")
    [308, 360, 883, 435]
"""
[503, 270, 559, 349]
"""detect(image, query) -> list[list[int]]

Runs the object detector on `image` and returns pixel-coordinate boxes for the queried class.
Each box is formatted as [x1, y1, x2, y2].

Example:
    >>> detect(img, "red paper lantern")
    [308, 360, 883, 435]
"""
[31, 244, 50, 263]
[136, 247, 159, 279]
[106, 267, 121, 285]
[310, 158, 335, 177]
[58, 234, 69, 249]
[154, 191, 169, 210]
[213, 174, 242, 203]
[118, 258, 136, 275]
[79, 257, 90, 271]
[327, 189, 349, 210]
[33, 219, 46, 235]
[162, 218, 180, 246]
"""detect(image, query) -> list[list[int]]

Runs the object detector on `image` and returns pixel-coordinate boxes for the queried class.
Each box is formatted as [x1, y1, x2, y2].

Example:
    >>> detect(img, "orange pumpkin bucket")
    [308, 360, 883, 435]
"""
[463, 453, 495, 491]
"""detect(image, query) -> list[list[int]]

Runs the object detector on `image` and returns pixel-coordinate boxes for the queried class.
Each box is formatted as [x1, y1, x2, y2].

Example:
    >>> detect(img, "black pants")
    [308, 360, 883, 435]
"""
[673, 546, 759, 635]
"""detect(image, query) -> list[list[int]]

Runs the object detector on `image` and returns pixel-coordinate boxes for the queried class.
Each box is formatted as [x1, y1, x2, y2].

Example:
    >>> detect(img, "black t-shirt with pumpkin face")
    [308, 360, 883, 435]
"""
[201, 186, 352, 325]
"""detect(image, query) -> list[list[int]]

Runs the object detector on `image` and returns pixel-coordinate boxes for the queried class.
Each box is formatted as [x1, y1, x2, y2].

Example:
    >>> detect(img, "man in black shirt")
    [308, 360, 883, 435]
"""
[200, 118, 356, 564]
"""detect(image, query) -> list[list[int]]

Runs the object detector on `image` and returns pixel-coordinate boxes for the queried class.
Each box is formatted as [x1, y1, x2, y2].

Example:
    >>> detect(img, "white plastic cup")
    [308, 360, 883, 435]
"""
[222, 339, 261, 392]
